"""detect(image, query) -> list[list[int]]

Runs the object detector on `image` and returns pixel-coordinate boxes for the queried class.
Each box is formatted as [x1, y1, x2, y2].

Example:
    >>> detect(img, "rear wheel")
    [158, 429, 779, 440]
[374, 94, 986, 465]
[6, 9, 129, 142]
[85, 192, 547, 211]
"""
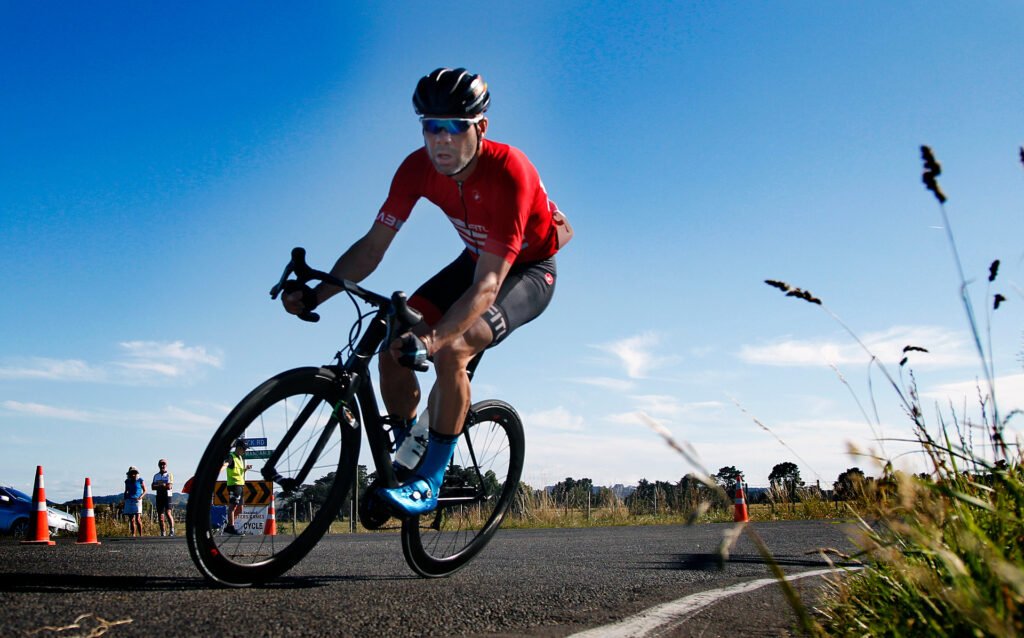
[401, 400, 524, 577]
[186, 367, 361, 586]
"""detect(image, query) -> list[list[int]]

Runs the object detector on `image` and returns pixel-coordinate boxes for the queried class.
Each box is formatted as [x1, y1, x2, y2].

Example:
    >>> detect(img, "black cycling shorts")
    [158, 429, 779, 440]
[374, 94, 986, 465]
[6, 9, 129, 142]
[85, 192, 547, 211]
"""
[227, 485, 244, 506]
[155, 492, 172, 514]
[409, 250, 556, 347]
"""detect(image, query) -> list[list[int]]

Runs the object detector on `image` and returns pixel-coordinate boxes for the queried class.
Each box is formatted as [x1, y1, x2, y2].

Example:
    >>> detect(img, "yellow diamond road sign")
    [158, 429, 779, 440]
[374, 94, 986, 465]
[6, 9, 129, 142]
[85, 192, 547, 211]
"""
[213, 480, 274, 506]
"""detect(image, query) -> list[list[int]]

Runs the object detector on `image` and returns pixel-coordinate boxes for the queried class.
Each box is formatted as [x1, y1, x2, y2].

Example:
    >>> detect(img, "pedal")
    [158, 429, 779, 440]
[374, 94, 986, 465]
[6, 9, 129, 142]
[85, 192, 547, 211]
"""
[358, 479, 393, 530]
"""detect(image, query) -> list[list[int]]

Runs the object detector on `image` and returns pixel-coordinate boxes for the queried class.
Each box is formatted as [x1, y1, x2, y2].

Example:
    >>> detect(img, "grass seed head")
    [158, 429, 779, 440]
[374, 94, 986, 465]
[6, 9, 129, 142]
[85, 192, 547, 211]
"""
[988, 259, 1000, 282]
[921, 145, 947, 203]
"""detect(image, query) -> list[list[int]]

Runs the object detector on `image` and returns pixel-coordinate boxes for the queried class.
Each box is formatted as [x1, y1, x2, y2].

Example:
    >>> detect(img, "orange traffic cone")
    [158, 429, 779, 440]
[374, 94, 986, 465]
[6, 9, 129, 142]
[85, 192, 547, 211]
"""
[264, 492, 277, 536]
[76, 478, 101, 545]
[21, 466, 56, 545]
[734, 477, 750, 523]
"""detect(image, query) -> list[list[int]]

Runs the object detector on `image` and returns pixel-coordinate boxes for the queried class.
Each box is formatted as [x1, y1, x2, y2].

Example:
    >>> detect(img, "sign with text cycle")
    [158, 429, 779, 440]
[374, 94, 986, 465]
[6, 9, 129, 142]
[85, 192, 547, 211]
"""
[235, 506, 269, 534]
[212, 480, 274, 506]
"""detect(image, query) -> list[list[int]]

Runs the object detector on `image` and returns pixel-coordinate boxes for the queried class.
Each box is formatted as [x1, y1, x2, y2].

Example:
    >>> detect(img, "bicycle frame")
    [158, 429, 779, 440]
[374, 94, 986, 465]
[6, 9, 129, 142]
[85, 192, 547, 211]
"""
[186, 247, 526, 584]
[263, 247, 491, 507]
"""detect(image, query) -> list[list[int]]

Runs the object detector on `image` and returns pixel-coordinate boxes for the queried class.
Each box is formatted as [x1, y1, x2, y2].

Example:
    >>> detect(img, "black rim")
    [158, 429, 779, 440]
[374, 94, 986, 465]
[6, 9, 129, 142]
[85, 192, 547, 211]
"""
[186, 368, 358, 586]
[402, 401, 523, 576]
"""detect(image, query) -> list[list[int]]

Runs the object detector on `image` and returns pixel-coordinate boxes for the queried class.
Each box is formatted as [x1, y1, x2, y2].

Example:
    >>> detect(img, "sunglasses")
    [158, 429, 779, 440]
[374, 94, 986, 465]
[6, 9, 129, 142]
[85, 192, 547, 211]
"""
[421, 116, 482, 135]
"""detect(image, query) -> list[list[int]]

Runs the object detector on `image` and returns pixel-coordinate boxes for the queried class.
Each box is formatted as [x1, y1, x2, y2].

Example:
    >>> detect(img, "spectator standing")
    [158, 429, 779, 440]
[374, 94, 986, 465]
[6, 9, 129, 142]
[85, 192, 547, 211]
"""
[221, 439, 252, 535]
[123, 467, 146, 537]
[152, 459, 175, 537]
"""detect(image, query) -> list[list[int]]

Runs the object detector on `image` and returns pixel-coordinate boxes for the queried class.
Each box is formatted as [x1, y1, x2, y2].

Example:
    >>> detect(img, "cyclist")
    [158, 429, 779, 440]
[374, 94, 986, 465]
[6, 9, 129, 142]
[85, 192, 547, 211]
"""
[283, 67, 572, 517]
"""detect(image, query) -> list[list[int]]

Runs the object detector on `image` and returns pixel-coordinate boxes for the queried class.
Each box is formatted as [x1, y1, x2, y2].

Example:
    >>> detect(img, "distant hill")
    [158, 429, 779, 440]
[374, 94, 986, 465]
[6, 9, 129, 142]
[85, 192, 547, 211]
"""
[63, 492, 188, 507]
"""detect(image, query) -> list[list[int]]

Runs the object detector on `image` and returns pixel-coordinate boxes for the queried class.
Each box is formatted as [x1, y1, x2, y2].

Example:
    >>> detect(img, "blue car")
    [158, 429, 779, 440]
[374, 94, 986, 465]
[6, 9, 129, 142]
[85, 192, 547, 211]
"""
[0, 485, 79, 539]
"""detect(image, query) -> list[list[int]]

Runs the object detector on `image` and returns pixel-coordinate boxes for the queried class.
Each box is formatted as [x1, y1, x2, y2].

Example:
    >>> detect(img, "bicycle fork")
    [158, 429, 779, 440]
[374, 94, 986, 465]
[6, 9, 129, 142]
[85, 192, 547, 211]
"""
[260, 369, 359, 493]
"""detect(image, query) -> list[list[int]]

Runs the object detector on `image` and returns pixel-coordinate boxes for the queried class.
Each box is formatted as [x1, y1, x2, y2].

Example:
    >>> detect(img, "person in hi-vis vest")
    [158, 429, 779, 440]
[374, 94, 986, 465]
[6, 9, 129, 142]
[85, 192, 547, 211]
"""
[221, 439, 252, 535]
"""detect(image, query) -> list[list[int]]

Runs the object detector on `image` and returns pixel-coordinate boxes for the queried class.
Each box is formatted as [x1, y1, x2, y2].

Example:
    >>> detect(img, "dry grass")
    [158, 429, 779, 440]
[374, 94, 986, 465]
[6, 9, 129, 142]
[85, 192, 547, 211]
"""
[758, 146, 1024, 636]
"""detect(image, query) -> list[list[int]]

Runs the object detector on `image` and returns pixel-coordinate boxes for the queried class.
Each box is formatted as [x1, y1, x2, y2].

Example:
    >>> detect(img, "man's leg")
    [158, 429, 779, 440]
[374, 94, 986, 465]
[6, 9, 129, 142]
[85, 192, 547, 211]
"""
[379, 320, 492, 516]
[226, 492, 241, 533]
[427, 339, 482, 436]
[379, 250, 476, 423]
[378, 349, 421, 420]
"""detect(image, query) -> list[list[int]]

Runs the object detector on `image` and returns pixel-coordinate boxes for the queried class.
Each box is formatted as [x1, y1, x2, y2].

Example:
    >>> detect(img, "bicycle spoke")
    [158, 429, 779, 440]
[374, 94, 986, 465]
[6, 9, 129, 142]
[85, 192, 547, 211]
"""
[401, 400, 524, 577]
[186, 368, 359, 586]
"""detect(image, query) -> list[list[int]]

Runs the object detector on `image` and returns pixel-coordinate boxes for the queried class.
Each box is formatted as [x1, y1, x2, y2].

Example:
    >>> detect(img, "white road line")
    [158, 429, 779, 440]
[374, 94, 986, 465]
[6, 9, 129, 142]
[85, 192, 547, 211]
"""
[568, 567, 855, 638]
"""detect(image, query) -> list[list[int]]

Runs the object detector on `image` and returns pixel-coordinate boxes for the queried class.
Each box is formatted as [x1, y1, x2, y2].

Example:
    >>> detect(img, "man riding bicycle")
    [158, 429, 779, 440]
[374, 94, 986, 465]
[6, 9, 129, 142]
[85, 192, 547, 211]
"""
[283, 67, 572, 517]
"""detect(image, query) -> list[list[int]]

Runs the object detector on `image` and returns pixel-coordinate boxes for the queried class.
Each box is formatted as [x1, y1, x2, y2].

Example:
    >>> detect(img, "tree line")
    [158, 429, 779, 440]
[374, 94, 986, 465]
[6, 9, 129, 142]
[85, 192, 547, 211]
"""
[270, 461, 887, 521]
[526, 463, 890, 514]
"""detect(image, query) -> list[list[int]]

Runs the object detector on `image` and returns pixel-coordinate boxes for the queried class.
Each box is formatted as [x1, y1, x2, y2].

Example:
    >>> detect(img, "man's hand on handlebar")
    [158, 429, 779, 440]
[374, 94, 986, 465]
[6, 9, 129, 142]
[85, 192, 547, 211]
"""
[391, 332, 430, 371]
[281, 281, 319, 316]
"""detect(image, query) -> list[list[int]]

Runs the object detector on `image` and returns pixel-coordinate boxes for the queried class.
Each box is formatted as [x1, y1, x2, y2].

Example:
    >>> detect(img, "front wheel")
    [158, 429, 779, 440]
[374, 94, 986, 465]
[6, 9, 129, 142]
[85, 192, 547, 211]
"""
[401, 400, 524, 577]
[186, 367, 361, 586]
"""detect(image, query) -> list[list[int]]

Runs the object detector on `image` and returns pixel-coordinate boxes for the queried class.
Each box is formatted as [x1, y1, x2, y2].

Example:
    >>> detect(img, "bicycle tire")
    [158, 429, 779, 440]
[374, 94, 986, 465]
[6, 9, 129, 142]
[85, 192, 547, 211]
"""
[400, 399, 524, 577]
[186, 366, 360, 586]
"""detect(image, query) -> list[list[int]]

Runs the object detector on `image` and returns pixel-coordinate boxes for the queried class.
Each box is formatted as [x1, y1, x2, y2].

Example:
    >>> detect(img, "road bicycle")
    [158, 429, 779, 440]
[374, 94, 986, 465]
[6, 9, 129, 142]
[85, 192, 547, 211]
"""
[185, 248, 525, 586]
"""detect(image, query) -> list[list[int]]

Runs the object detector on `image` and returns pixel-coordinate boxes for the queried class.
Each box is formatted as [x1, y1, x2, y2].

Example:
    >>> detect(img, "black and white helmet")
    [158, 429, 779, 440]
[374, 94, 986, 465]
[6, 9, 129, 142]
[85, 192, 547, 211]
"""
[413, 67, 490, 116]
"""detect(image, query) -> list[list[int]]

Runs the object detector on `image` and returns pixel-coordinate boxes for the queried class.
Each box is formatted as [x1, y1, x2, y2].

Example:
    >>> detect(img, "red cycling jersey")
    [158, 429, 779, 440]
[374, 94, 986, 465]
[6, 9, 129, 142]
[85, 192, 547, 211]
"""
[377, 139, 562, 265]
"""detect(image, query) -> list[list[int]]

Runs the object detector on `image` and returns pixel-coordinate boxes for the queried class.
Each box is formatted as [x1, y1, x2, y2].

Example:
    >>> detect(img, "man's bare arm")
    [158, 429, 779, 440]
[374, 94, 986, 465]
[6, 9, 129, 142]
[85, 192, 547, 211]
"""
[421, 251, 511, 353]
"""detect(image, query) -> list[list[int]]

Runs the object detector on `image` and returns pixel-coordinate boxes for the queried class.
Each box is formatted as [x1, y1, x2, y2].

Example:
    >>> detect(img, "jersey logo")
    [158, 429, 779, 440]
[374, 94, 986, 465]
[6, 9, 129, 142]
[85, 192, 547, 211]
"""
[544, 273, 554, 286]
[376, 211, 404, 231]
[451, 216, 487, 253]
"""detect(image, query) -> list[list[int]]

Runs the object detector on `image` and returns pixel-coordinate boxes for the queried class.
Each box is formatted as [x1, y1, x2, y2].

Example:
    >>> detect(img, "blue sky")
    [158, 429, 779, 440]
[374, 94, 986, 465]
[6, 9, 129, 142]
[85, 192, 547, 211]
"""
[3, 2, 1023, 502]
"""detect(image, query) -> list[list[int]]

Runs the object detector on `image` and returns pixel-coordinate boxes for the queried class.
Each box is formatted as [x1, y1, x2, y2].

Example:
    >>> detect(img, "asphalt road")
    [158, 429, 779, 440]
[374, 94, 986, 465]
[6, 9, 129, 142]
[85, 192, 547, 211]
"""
[0, 521, 862, 637]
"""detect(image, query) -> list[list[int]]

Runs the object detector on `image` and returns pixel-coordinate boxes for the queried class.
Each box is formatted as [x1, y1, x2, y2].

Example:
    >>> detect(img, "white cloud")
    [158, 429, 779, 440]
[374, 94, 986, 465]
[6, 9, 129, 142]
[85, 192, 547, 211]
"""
[738, 325, 974, 368]
[116, 340, 223, 378]
[0, 340, 223, 385]
[605, 411, 646, 426]
[522, 406, 585, 432]
[0, 400, 219, 433]
[570, 377, 636, 392]
[1, 400, 96, 421]
[593, 332, 676, 379]
[0, 358, 107, 382]
[628, 394, 725, 418]
[922, 372, 1024, 416]
[521, 429, 687, 487]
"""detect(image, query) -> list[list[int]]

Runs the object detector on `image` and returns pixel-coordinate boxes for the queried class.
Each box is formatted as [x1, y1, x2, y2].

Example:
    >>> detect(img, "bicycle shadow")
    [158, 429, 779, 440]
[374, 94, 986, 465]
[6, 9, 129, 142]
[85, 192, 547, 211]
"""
[0, 572, 417, 593]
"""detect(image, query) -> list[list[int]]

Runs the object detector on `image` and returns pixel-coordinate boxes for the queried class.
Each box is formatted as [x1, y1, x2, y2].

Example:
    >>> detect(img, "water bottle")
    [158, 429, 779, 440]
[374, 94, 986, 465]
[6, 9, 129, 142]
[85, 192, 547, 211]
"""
[394, 412, 429, 472]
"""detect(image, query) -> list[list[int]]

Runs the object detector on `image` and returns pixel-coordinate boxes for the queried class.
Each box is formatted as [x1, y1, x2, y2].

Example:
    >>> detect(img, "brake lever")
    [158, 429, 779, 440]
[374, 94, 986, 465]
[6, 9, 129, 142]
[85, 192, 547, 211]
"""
[391, 291, 423, 330]
[269, 261, 294, 299]
[271, 247, 311, 300]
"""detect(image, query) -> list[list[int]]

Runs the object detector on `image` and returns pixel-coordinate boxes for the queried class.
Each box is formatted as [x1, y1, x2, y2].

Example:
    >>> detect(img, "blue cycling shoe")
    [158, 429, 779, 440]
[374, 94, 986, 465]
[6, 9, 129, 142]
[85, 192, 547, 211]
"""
[378, 478, 437, 517]
[379, 429, 459, 518]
